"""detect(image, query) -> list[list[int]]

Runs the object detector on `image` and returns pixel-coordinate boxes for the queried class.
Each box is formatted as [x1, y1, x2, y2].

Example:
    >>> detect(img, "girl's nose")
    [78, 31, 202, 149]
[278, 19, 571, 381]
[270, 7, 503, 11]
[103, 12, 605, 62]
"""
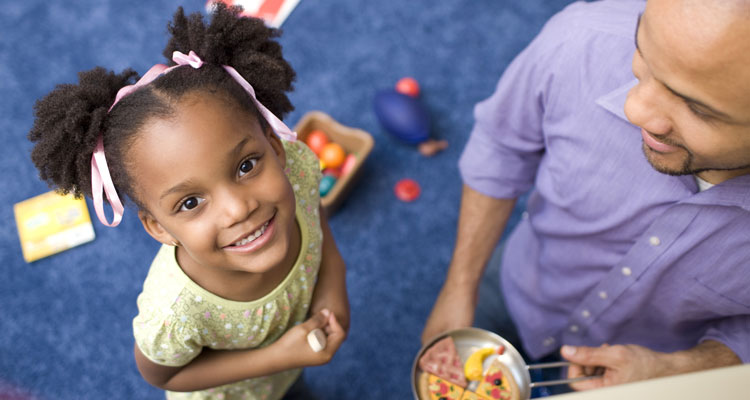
[624, 80, 673, 136]
[217, 185, 258, 228]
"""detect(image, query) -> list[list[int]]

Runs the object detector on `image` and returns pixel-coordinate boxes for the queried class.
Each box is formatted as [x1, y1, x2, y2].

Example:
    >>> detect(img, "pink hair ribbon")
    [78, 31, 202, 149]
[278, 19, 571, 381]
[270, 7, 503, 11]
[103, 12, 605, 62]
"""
[90, 50, 296, 227]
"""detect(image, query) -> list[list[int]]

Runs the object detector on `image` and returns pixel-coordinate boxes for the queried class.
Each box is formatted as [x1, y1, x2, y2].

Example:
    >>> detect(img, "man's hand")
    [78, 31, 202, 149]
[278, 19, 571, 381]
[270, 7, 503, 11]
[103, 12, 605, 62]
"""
[561, 340, 742, 390]
[561, 343, 670, 390]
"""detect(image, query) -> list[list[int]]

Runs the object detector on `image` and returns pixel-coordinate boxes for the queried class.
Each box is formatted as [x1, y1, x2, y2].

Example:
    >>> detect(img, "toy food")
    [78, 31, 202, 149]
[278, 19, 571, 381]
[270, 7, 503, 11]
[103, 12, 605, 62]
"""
[319, 175, 337, 197]
[373, 82, 449, 157]
[419, 372, 465, 400]
[474, 359, 520, 400]
[464, 347, 496, 381]
[306, 328, 327, 352]
[305, 129, 329, 155]
[418, 138, 449, 157]
[322, 168, 341, 179]
[394, 178, 421, 202]
[418, 336, 468, 387]
[395, 76, 420, 97]
[374, 90, 430, 145]
[319, 142, 346, 169]
[460, 391, 490, 400]
[340, 153, 357, 177]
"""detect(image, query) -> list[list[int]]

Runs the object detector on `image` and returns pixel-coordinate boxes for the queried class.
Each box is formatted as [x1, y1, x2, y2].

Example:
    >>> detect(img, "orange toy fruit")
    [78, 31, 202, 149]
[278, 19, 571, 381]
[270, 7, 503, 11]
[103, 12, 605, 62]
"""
[305, 129, 330, 155]
[319, 143, 346, 169]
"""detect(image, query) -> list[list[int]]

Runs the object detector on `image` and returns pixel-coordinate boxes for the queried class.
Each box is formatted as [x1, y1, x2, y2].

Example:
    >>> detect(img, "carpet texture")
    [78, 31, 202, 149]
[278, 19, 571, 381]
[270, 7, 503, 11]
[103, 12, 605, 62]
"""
[1, 0, 575, 398]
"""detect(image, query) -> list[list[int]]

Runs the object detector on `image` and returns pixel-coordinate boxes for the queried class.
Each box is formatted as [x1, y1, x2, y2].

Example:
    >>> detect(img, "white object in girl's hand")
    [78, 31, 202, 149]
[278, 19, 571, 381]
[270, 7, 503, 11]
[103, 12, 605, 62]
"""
[307, 328, 327, 352]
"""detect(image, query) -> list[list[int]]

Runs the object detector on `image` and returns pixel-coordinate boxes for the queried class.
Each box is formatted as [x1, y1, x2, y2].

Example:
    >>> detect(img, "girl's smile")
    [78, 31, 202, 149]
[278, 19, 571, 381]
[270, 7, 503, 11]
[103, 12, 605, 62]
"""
[224, 214, 274, 252]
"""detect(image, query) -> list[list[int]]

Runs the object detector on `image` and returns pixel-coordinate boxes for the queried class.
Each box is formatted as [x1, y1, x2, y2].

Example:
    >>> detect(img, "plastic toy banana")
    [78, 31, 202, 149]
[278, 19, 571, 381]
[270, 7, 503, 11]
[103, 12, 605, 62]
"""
[464, 347, 496, 381]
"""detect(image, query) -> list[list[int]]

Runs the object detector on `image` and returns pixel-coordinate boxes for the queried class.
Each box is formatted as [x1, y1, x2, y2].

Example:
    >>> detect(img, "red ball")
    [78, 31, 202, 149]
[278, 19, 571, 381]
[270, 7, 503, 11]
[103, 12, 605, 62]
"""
[394, 178, 421, 202]
[322, 167, 342, 179]
[395, 77, 420, 97]
[305, 130, 329, 155]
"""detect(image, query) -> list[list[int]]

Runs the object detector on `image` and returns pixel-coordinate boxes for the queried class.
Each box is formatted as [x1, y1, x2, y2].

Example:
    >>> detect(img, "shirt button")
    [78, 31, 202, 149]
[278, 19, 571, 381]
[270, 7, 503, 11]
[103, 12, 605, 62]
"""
[569, 325, 579, 333]
[522, 211, 529, 219]
[543, 337, 556, 347]
[581, 310, 591, 318]
[599, 291, 608, 300]
[621, 266, 632, 276]
[649, 236, 661, 246]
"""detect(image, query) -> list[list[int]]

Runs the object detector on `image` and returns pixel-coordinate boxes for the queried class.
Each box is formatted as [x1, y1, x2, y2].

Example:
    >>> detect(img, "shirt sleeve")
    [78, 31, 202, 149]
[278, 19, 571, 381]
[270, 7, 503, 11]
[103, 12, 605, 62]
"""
[458, 15, 571, 199]
[284, 139, 322, 208]
[132, 295, 202, 367]
[700, 316, 750, 363]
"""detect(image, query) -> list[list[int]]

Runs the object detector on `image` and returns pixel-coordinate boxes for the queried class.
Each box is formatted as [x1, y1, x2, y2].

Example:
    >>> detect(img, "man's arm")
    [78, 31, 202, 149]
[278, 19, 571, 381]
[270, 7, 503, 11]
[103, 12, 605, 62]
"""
[561, 340, 742, 390]
[421, 184, 516, 344]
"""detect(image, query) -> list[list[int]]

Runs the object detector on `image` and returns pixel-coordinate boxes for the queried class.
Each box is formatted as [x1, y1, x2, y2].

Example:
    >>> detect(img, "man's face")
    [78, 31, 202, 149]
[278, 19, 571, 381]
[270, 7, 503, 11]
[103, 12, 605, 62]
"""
[624, 0, 750, 183]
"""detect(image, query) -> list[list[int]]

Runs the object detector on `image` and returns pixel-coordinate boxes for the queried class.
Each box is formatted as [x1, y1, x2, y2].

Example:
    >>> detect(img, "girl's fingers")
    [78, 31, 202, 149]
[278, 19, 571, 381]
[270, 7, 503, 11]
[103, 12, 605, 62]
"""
[301, 309, 330, 331]
[327, 312, 343, 333]
[324, 313, 346, 347]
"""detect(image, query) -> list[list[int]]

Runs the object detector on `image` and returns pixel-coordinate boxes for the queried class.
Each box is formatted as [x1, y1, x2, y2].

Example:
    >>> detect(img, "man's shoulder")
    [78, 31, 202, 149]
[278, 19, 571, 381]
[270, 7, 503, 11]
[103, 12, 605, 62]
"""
[544, 0, 645, 40]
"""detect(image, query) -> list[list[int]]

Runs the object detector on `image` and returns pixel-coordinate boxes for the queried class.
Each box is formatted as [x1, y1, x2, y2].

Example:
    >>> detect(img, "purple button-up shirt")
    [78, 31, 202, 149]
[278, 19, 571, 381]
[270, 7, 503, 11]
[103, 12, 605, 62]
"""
[459, 0, 750, 361]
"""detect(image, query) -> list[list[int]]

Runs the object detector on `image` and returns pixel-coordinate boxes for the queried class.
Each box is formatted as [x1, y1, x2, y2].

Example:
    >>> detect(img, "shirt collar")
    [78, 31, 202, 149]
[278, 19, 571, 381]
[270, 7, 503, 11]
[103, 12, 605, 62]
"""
[686, 174, 750, 212]
[595, 78, 637, 123]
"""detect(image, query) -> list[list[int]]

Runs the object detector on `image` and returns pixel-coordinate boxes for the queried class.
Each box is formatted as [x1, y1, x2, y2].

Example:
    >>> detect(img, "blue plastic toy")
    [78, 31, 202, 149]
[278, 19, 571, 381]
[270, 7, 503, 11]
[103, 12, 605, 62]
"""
[373, 90, 431, 145]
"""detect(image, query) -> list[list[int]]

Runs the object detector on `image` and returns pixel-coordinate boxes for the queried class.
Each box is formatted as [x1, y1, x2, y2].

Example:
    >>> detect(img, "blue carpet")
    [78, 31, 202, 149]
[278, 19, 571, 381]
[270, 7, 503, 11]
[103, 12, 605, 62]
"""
[1, 1, 575, 398]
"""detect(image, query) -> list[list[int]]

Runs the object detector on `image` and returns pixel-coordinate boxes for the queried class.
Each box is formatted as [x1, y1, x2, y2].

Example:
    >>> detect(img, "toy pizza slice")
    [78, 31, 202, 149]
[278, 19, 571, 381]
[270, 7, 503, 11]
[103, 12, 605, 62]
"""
[475, 359, 520, 400]
[459, 391, 491, 400]
[419, 372, 466, 400]
[418, 336, 468, 387]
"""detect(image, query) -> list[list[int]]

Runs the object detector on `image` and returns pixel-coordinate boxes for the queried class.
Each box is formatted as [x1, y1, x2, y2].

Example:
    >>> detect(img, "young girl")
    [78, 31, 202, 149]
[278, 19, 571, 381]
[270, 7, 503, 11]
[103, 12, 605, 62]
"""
[28, 5, 349, 400]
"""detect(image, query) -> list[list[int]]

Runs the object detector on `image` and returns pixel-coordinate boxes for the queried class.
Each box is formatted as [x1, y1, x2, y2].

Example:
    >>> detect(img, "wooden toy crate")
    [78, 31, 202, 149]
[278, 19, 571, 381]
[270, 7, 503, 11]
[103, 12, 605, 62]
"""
[294, 111, 374, 214]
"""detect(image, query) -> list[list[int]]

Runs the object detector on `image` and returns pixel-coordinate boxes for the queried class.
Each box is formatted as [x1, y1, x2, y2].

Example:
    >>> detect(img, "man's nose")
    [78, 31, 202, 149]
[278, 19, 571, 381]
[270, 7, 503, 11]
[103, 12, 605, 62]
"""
[624, 81, 673, 136]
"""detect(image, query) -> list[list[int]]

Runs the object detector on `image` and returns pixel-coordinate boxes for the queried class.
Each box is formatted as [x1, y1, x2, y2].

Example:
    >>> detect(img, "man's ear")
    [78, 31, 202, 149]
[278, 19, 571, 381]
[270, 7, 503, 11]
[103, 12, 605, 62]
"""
[266, 125, 287, 169]
[138, 210, 177, 246]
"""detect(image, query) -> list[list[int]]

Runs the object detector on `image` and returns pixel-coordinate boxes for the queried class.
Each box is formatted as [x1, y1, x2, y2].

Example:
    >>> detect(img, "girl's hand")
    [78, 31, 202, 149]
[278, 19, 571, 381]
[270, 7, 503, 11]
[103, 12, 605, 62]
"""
[275, 309, 346, 368]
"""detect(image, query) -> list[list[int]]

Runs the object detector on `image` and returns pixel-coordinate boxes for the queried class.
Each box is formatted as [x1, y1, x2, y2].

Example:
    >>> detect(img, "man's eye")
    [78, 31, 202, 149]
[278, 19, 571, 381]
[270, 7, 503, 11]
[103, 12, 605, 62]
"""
[688, 104, 714, 122]
[239, 158, 258, 176]
[179, 197, 204, 211]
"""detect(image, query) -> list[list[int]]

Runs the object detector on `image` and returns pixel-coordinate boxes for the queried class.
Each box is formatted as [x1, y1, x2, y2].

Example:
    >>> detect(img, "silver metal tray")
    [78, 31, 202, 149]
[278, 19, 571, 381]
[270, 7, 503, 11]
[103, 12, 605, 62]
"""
[411, 327, 531, 400]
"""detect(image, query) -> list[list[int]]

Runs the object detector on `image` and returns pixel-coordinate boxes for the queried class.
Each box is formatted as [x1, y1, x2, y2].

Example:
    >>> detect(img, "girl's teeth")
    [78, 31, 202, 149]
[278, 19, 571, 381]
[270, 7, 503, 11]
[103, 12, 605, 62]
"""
[233, 222, 269, 246]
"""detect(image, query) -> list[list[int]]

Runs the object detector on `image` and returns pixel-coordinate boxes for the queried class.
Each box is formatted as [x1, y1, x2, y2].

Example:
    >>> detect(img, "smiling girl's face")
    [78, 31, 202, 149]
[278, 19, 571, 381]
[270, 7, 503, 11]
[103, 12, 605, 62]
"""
[131, 90, 299, 290]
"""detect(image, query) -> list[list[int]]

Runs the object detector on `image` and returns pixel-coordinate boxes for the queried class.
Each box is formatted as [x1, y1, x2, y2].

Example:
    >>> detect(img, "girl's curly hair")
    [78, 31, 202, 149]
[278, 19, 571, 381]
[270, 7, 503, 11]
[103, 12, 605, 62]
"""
[28, 4, 296, 209]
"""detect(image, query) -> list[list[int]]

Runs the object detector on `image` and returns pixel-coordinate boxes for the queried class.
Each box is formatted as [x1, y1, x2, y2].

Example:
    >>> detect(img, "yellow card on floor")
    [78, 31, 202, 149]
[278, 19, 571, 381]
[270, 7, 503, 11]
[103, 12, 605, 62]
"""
[14, 191, 95, 262]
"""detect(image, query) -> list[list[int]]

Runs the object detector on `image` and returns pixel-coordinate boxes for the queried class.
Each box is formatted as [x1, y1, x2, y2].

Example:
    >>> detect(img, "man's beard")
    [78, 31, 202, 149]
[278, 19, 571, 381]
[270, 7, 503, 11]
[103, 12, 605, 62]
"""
[642, 143, 750, 176]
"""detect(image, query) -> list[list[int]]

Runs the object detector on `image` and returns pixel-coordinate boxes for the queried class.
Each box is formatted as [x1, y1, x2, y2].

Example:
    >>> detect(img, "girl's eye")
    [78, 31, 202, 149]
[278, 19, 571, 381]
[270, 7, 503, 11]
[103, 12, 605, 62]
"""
[239, 158, 258, 177]
[179, 196, 205, 212]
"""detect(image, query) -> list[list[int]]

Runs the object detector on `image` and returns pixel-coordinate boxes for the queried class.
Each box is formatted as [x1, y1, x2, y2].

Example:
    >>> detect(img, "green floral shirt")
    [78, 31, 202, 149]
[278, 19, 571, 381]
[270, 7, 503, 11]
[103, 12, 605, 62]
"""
[133, 140, 323, 400]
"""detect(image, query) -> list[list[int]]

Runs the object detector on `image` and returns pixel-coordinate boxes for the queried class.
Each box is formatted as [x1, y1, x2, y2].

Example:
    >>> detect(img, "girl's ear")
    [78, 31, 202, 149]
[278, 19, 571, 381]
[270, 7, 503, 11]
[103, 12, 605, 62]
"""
[266, 127, 287, 169]
[138, 210, 178, 246]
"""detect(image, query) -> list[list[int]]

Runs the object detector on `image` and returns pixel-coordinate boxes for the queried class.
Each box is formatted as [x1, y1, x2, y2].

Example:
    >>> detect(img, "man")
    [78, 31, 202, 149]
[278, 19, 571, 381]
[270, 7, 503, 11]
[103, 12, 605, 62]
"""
[422, 0, 749, 390]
